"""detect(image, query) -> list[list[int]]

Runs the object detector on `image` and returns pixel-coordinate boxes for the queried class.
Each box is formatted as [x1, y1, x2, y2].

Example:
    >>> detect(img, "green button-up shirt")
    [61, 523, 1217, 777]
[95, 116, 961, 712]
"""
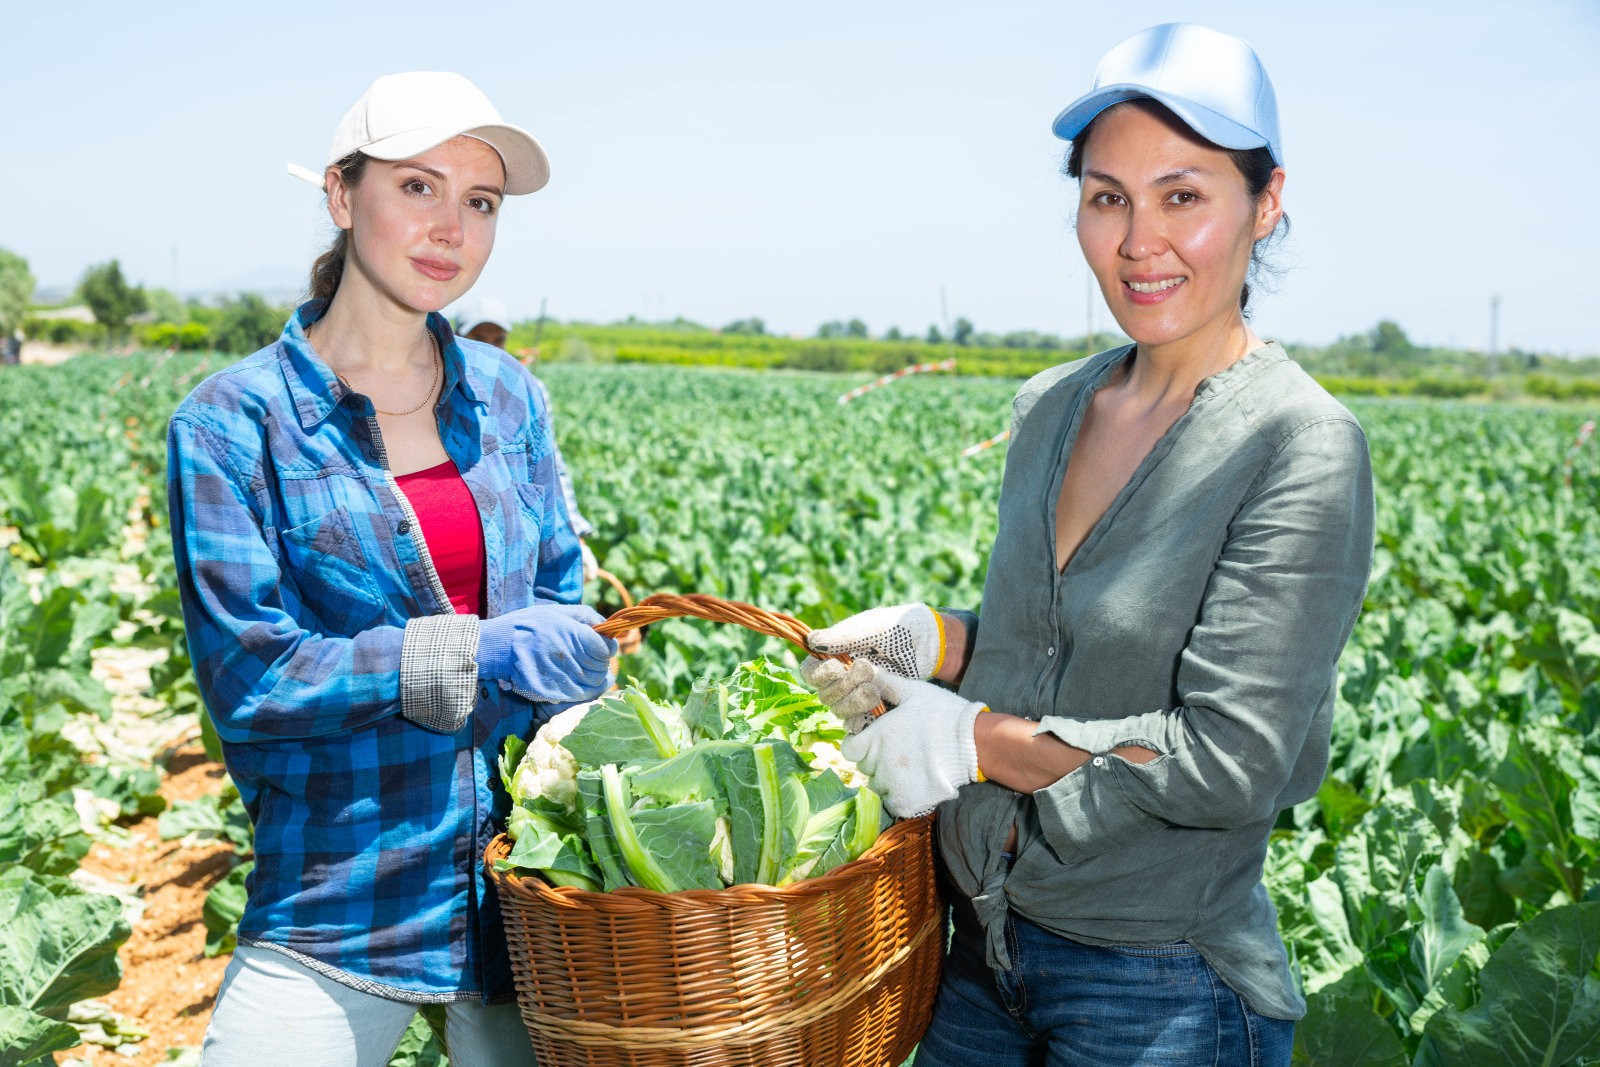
[940, 341, 1375, 1020]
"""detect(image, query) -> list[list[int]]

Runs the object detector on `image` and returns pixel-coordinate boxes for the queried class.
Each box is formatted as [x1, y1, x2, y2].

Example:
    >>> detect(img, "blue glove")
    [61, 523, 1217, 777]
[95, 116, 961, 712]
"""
[478, 604, 617, 703]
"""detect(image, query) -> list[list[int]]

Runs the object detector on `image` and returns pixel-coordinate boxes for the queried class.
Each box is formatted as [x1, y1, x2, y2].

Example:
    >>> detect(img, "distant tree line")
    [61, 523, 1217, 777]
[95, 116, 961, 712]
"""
[0, 247, 34, 363]
[1285, 320, 1600, 378]
[5, 246, 1597, 379]
[15, 252, 287, 355]
[758, 314, 1081, 351]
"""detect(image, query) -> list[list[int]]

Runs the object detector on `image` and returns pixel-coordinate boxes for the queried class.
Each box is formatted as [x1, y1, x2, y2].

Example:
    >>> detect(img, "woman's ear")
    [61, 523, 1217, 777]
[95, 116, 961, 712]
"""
[326, 166, 354, 231]
[1254, 167, 1286, 241]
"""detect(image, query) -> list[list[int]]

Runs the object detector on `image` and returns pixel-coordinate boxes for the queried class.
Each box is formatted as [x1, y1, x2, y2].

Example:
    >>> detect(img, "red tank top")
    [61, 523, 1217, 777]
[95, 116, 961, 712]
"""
[394, 460, 486, 617]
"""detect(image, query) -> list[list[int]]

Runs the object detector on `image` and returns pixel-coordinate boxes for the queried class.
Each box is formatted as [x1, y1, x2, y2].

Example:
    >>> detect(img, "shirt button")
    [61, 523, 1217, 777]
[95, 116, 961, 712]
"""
[1046, 645, 1056, 657]
[397, 520, 411, 535]
[1091, 756, 1106, 768]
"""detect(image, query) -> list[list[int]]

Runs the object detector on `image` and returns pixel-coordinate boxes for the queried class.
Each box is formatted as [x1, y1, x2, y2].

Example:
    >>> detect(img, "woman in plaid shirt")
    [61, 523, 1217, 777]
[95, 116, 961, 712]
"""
[170, 73, 614, 1065]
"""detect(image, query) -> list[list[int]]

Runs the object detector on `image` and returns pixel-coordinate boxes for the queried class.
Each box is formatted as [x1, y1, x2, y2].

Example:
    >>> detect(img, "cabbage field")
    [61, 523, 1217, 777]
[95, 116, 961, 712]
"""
[2, 350, 1598, 1065]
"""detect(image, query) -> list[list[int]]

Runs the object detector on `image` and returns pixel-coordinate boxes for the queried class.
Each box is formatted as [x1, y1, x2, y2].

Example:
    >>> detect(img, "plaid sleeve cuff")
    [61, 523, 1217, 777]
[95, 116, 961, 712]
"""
[400, 614, 482, 733]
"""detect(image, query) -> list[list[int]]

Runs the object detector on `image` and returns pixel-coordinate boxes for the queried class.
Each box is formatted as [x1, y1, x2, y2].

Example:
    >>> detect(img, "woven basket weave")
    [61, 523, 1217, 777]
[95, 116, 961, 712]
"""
[486, 593, 939, 1066]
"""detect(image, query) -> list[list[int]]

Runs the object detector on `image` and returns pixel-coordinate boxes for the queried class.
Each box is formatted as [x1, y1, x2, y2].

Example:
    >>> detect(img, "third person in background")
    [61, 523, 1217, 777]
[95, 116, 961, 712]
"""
[456, 296, 599, 580]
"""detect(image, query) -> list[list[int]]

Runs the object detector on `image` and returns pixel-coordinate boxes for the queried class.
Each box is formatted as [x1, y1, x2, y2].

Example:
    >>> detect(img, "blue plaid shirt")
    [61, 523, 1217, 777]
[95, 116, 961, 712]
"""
[167, 301, 583, 1003]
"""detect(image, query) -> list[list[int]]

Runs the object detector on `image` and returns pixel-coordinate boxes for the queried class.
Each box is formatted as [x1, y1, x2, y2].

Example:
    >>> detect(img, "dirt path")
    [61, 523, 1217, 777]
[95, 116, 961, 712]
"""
[19, 340, 92, 365]
[63, 742, 236, 1064]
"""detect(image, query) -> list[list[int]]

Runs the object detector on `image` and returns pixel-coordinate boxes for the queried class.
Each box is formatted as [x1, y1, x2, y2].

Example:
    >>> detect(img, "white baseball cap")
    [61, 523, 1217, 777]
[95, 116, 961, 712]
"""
[456, 296, 511, 336]
[1052, 24, 1284, 167]
[288, 71, 549, 194]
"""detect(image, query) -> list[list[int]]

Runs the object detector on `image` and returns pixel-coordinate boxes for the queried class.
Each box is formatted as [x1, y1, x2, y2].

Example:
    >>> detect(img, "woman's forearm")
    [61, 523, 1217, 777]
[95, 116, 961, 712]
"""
[974, 710, 1159, 794]
[931, 615, 1157, 791]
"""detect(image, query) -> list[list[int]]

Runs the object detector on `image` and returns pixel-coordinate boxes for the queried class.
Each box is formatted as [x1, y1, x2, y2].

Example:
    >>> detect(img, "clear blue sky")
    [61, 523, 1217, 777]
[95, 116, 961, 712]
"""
[6, 1, 1597, 354]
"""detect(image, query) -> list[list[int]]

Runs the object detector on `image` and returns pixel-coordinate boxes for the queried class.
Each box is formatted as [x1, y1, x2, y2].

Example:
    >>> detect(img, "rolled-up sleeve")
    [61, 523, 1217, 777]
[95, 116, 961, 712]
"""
[168, 415, 479, 740]
[399, 614, 480, 732]
[1032, 416, 1375, 856]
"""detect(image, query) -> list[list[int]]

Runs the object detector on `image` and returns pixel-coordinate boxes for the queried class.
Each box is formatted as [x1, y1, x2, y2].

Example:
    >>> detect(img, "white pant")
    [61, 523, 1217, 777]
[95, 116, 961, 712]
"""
[202, 943, 537, 1066]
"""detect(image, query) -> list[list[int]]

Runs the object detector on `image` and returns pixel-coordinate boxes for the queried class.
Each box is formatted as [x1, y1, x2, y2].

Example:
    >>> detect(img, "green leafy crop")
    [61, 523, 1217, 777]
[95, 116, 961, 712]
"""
[5, 351, 1599, 1067]
[497, 660, 886, 892]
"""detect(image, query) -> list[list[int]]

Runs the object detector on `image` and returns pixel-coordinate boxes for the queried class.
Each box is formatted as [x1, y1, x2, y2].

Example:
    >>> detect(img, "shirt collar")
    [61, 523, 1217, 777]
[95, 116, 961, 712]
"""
[1091, 339, 1289, 402]
[437, 320, 489, 410]
[1191, 339, 1287, 400]
[279, 300, 487, 429]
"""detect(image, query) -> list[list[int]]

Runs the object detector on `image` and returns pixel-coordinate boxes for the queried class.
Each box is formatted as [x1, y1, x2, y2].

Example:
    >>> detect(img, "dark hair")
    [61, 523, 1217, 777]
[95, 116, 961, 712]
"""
[308, 152, 371, 304]
[1063, 99, 1288, 315]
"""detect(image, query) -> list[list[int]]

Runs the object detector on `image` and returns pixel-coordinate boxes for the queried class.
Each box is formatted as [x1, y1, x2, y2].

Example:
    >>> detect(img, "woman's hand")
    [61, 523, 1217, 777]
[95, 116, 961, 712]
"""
[841, 671, 985, 818]
[477, 604, 617, 703]
[801, 604, 970, 731]
[799, 657, 880, 733]
[803, 603, 947, 679]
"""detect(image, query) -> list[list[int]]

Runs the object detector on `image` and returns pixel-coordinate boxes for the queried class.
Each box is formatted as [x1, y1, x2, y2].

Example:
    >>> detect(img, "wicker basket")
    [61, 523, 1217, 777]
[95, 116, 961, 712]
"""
[485, 593, 939, 1066]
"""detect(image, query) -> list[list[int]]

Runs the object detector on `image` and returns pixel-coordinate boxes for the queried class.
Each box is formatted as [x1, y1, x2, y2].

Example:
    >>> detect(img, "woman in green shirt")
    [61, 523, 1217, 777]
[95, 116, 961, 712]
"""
[804, 23, 1374, 1066]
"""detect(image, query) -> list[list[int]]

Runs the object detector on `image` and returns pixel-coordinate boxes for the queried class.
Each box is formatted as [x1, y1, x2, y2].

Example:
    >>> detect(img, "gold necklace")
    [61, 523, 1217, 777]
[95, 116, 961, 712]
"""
[334, 333, 442, 417]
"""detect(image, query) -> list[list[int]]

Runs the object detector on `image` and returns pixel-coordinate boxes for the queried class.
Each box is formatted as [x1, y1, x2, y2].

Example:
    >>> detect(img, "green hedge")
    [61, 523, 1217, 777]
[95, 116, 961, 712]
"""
[532, 331, 1598, 398]
[138, 322, 212, 351]
[1315, 375, 1493, 399]
[528, 324, 1600, 395]
[515, 322, 1119, 381]
[22, 317, 104, 344]
[1525, 375, 1600, 401]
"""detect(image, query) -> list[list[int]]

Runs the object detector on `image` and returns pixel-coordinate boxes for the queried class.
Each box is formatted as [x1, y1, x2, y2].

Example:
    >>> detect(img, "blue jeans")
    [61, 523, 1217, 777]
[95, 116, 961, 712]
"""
[914, 908, 1292, 1067]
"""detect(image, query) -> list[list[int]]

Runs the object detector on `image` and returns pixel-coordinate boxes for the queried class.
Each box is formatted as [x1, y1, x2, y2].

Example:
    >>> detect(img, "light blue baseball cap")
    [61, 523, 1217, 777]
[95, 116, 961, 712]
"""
[1052, 23, 1284, 167]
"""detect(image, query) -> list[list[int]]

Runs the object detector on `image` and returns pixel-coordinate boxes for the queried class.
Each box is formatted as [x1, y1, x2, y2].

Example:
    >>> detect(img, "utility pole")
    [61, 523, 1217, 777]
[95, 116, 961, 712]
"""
[533, 296, 548, 349]
[1488, 294, 1501, 375]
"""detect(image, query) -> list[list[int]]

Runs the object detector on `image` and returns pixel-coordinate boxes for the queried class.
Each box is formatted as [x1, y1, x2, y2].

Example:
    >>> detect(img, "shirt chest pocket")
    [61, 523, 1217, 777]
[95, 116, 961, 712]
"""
[488, 439, 548, 541]
[279, 505, 388, 635]
[478, 440, 558, 606]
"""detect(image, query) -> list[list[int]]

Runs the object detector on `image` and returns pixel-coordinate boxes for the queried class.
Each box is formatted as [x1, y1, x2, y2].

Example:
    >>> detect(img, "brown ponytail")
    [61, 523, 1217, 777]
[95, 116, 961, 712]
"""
[308, 152, 370, 304]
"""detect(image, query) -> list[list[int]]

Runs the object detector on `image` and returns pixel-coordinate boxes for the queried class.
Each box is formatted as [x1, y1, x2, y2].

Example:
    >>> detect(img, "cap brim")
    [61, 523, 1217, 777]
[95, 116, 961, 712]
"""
[1051, 85, 1274, 161]
[360, 123, 551, 195]
[457, 316, 508, 335]
[287, 162, 325, 186]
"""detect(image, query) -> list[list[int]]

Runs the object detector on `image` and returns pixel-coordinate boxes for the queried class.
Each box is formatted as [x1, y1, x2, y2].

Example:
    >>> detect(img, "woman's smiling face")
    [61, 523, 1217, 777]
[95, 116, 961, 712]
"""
[328, 135, 507, 314]
[1075, 102, 1283, 354]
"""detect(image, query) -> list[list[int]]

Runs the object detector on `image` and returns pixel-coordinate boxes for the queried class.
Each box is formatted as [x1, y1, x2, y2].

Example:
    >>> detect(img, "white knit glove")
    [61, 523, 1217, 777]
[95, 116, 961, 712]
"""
[841, 670, 985, 818]
[804, 603, 946, 680]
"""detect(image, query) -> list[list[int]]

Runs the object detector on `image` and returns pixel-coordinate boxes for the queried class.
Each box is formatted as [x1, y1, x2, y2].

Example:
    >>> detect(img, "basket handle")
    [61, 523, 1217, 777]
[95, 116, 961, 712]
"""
[592, 592, 886, 719]
[590, 566, 635, 609]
